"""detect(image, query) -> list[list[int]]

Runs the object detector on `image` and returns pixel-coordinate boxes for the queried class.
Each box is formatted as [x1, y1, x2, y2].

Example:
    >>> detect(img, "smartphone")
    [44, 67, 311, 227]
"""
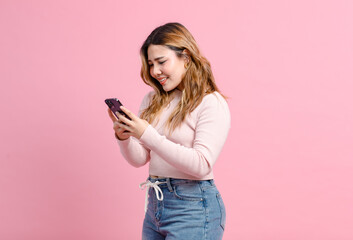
[105, 98, 131, 120]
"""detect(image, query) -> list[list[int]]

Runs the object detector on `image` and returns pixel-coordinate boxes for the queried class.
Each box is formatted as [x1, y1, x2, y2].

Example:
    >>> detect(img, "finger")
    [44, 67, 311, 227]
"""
[114, 121, 132, 132]
[108, 109, 118, 122]
[115, 128, 129, 139]
[120, 131, 131, 138]
[113, 121, 123, 130]
[116, 127, 126, 135]
[114, 124, 127, 137]
[120, 106, 136, 120]
[115, 111, 131, 125]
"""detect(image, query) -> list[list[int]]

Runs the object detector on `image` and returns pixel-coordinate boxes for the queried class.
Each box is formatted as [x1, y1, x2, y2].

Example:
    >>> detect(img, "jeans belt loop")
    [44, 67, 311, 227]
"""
[166, 178, 173, 192]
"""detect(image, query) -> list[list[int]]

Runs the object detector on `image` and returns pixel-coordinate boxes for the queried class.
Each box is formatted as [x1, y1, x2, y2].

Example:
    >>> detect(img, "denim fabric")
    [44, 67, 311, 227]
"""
[142, 177, 226, 240]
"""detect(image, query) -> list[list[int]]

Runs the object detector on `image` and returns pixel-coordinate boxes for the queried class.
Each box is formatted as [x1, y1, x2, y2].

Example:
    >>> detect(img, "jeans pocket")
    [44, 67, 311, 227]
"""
[216, 193, 226, 230]
[173, 184, 203, 201]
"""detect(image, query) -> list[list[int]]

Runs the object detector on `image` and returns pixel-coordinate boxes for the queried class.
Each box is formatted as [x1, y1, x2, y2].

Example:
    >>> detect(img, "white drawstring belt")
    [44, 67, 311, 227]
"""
[139, 180, 167, 213]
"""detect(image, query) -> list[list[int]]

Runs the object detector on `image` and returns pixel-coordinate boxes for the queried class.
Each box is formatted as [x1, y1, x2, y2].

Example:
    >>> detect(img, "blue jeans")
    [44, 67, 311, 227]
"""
[141, 177, 226, 240]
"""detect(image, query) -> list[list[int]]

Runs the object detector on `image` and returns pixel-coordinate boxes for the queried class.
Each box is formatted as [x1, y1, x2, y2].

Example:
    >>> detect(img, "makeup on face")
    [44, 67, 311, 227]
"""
[147, 44, 187, 92]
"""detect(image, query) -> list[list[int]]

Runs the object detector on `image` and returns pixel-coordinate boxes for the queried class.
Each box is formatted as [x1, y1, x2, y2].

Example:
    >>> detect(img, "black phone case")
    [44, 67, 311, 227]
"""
[105, 98, 131, 120]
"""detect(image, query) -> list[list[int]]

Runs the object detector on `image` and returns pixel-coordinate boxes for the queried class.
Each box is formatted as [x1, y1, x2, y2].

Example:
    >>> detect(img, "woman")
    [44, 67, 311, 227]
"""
[108, 22, 230, 240]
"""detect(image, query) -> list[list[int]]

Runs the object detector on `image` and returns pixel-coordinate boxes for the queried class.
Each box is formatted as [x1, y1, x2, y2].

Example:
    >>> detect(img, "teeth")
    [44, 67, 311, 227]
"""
[159, 77, 167, 82]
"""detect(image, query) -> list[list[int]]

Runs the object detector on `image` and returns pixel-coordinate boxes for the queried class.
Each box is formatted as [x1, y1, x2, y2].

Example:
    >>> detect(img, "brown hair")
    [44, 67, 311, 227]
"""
[139, 22, 224, 132]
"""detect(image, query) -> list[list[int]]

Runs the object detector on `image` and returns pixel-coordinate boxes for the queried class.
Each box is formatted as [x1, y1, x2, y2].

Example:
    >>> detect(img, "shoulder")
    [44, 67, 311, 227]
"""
[200, 92, 229, 111]
[196, 91, 231, 119]
[193, 91, 231, 129]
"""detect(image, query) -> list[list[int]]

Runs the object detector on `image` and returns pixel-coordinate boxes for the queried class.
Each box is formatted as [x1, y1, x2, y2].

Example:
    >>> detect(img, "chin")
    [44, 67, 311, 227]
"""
[162, 85, 175, 92]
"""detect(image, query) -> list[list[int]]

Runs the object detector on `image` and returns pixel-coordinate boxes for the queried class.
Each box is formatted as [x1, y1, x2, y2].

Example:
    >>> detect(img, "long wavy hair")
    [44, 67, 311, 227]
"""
[139, 22, 224, 132]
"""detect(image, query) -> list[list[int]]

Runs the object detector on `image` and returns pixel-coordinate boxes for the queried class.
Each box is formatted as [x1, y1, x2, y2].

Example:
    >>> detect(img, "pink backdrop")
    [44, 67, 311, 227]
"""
[1, 0, 352, 239]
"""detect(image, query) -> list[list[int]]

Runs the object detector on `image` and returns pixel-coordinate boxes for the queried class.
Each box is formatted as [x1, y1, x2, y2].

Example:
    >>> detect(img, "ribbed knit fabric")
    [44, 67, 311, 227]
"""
[117, 89, 231, 180]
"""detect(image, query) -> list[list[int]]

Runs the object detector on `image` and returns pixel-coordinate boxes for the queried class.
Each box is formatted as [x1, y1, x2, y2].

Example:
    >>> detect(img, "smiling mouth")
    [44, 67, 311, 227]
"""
[158, 77, 168, 85]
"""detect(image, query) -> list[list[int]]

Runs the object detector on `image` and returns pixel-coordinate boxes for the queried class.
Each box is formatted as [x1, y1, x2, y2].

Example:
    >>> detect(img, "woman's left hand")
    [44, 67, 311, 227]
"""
[114, 106, 149, 139]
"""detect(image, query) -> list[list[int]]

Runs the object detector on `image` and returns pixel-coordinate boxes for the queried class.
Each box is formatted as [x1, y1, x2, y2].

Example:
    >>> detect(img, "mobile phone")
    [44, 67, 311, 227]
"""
[105, 98, 131, 120]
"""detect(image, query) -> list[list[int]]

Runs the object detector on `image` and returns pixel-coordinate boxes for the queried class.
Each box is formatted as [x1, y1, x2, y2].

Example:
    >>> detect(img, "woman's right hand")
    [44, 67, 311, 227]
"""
[107, 109, 130, 141]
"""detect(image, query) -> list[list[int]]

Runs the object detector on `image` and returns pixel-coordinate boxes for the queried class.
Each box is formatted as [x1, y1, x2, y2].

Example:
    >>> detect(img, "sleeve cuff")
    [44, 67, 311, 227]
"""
[116, 134, 132, 147]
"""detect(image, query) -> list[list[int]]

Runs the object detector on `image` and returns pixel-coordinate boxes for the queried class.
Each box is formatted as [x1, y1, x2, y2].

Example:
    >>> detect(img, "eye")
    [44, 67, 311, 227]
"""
[159, 60, 166, 65]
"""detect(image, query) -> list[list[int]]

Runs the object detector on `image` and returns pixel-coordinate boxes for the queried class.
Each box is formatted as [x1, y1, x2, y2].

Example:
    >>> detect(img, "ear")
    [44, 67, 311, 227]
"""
[182, 49, 190, 63]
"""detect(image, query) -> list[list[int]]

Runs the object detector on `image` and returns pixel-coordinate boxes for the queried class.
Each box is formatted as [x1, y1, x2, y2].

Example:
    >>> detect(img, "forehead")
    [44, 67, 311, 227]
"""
[147, 45, 174, 61]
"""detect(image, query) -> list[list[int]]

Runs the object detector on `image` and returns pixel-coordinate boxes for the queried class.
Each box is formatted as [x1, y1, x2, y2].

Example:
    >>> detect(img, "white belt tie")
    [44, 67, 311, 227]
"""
[139, 180, 167, 213]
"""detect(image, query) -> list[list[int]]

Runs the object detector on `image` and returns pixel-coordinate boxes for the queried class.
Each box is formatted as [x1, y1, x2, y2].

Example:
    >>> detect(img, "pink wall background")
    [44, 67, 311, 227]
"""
[1, 0, 352, 239]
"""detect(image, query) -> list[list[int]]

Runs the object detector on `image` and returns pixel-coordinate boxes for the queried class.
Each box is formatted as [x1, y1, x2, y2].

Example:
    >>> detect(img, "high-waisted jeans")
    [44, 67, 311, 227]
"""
[140, 177, 226, 240]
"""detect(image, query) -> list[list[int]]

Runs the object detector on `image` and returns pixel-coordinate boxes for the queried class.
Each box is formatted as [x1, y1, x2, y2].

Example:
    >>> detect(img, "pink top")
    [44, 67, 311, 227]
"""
[117, 89, 231, 180]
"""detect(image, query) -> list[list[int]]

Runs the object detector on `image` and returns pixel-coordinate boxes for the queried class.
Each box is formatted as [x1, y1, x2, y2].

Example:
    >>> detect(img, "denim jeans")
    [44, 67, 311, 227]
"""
[141, 177, 226, 240]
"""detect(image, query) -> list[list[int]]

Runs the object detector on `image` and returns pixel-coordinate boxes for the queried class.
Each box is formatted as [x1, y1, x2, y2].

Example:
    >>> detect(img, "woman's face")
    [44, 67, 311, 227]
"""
[147, 44, 187, 92]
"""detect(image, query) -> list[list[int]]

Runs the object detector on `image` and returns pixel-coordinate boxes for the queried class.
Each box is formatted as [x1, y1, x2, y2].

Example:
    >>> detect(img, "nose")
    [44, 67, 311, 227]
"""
[151, 65, 162, 77]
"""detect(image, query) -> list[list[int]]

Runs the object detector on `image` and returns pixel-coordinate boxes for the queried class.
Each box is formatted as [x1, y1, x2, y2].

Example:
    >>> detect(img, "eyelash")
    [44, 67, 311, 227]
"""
[149, 60, 166, 67]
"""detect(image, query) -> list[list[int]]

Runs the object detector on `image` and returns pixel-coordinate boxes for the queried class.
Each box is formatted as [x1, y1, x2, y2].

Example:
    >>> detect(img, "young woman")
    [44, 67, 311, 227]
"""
[108, 22, 231, 240]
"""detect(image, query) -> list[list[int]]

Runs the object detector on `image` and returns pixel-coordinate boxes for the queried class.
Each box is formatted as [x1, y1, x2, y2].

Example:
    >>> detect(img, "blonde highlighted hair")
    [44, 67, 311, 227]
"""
[140, 22, 224, 132]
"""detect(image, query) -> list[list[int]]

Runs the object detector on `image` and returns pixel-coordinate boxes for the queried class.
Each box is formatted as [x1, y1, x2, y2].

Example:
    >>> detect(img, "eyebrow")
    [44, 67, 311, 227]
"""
[148, 56, 165, 62]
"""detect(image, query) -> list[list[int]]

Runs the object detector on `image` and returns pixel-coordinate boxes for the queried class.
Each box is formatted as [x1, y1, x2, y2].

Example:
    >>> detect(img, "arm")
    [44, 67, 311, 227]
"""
[113, 92, 154, 167]
[116, 136, 150, 167]
[139, 93, 231, 178]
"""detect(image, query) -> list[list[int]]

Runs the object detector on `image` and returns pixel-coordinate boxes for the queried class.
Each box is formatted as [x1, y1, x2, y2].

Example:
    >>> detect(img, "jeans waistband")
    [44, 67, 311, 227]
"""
[147, 176, 215, 192]
[139, 177, 215, 213]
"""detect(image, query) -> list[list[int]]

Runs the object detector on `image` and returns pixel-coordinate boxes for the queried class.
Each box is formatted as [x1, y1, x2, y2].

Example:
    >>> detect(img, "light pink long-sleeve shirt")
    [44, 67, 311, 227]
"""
[117, 89, 231, 180]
